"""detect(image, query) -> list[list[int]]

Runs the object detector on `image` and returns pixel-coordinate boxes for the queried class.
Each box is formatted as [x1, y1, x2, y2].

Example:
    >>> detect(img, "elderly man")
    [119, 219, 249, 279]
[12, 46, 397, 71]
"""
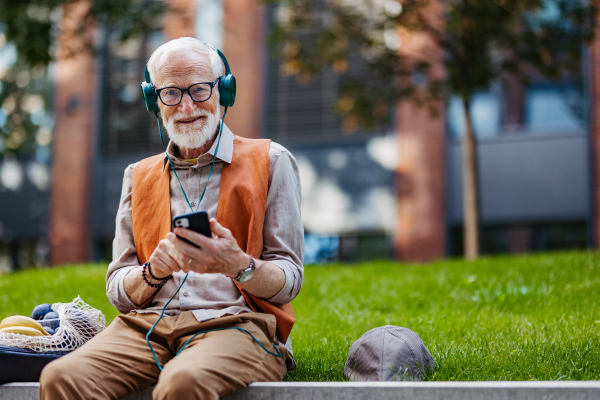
[39, 37, 303, 400]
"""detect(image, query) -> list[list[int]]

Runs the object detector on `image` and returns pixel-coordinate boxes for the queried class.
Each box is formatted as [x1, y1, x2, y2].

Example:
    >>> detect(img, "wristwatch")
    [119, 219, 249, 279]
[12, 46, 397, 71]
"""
[232, 257, 256, 282]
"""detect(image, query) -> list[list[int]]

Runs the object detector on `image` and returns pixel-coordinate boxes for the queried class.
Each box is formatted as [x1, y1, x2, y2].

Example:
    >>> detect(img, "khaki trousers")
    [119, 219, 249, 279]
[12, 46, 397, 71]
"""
[39, 311, 288, 400]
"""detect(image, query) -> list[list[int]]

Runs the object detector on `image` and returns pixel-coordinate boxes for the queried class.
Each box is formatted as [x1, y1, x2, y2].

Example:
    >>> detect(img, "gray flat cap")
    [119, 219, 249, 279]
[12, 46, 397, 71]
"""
[344, 326, 435, 381]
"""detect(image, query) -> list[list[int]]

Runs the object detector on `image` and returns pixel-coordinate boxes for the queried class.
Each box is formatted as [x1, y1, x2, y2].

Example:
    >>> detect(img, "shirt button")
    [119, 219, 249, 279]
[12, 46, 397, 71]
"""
[191, 167, 198, 173]
[190, 202, 196, 207]
[182, 292, 189, 297]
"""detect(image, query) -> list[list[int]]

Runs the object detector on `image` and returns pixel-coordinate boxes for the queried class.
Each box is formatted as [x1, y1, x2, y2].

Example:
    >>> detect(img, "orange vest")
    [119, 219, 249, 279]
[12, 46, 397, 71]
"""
[131, 135, 295, 343]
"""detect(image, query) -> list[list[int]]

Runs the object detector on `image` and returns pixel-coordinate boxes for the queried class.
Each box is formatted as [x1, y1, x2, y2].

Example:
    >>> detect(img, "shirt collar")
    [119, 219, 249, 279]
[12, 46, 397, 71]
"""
[162, 122, 234, 171]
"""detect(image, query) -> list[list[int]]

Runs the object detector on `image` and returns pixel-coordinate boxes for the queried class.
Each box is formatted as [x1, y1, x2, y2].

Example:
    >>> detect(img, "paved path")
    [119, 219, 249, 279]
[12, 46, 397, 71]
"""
[2, 381, 600, 400]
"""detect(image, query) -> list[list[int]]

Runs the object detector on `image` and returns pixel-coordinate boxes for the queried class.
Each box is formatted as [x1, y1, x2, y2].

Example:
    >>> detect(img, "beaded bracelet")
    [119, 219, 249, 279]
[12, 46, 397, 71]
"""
[142, 261, 171, 289]
[147, 262, 169, 281]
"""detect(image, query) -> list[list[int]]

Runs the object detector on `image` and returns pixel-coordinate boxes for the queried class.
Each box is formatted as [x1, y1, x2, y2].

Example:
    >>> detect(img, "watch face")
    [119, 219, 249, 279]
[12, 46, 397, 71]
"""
[238, 267, 256, 283]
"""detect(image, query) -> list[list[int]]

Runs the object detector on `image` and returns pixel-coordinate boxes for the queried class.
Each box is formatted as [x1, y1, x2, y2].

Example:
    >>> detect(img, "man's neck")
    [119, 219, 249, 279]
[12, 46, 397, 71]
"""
[177, 125, 220, 160]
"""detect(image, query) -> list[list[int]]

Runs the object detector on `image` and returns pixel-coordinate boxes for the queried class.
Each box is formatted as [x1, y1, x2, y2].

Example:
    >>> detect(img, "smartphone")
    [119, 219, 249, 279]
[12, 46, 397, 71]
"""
[172, 211, 212, 245]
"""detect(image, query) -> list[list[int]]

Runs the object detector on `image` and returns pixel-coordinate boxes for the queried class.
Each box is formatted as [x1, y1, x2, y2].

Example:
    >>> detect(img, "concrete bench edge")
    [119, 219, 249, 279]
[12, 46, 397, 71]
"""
[4, 381, 600, 388]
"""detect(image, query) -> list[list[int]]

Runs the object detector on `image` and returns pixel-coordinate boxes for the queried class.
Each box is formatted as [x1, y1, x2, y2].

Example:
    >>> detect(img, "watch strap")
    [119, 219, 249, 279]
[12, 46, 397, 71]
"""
[232, 257, 256, 282]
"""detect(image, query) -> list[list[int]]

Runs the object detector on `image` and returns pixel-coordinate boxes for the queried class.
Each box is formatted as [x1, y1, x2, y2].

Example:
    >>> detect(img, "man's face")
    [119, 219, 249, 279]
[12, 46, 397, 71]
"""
[154, 51, 221, 150]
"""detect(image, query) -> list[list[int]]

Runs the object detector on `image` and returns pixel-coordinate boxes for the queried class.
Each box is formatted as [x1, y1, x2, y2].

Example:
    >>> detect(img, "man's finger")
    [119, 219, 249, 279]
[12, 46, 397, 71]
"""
[156, 249, 181, 273]
[164, 238, 188, 266]
[169, 232, 209, 260]
[146, 257, 178, 279]
[209, 218, 232, 239]
[171, 228, 213, 248]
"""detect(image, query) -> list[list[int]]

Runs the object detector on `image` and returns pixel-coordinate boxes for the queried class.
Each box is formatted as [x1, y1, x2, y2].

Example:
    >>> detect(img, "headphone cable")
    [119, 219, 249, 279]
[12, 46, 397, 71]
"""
[155, 108, 226, 213]
[145, 108, 282, 371]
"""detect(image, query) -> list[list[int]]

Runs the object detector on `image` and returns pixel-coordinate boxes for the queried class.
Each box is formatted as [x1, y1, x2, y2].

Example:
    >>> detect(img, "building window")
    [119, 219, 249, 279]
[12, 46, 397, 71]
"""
[266, 14, 387, 144]
[195, 0, 223, 49]
[447, 90, 502, 139]
[525, 83, 585, 134]
[449, 221, 588, 256]
[100, 31, 165, 156]
[267, 53, 389, 143]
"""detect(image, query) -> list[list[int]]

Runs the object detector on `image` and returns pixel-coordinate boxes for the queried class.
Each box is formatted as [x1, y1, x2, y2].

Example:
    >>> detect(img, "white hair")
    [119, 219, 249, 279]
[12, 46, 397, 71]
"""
[147, 37, 224, 84]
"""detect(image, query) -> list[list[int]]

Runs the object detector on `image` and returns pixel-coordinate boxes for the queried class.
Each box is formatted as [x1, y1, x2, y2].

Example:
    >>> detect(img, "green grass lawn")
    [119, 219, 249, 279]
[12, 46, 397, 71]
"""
[1, 251, 599, 381]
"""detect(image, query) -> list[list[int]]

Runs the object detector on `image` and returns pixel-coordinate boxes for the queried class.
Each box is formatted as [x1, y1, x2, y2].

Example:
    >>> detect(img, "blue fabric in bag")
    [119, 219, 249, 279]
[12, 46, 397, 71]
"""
[0, 346, 69, 384]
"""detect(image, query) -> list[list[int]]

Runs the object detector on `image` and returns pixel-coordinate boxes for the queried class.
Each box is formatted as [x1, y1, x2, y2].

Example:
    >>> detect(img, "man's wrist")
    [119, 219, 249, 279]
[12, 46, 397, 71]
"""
[147, 261, 171, 280]
[141, 262, 171, 289]
[231, 255, 256, 283]
[227, 253, 252, 279]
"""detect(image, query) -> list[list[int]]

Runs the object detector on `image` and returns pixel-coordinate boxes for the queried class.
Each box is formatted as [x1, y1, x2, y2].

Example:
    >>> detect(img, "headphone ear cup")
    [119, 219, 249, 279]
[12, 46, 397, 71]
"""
[218, 74, 236, 107]
[141, 81, 160, 113]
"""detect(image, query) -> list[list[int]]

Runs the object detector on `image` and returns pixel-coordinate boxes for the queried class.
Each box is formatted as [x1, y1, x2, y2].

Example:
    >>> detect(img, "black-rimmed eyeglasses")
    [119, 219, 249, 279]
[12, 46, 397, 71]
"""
[156, 79, 219, 106]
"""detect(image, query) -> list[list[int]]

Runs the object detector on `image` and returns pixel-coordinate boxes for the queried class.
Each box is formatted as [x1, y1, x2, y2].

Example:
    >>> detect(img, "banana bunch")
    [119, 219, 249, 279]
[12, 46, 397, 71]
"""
[0, 315, 50, 336]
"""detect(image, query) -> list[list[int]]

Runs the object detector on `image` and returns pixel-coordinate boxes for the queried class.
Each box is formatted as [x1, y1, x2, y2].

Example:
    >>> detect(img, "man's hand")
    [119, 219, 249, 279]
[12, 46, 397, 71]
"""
[123, 237, 183, 307]
[167, 218, 250, 278]
[147, 238, 183, 278]
[125, 218, 286, 305]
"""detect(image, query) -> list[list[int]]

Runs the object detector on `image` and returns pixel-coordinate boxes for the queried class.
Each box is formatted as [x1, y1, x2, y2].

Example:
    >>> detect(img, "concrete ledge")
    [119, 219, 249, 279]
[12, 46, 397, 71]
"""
[2, 381, 600, 400]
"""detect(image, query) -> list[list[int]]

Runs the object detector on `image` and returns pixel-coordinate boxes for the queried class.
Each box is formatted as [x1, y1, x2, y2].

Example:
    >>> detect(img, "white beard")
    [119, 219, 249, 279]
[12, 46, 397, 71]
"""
[164, 107, 221, 150]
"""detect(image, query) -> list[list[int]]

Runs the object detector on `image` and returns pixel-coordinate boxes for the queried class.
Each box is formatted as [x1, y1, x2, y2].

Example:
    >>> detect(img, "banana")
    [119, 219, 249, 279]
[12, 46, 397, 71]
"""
[0, 315, 49, 336]
[0, 326, 49, 336]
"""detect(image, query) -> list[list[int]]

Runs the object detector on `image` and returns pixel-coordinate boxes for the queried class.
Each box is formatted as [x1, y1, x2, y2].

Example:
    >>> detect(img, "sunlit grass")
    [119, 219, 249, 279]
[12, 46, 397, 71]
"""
[0, 264, 118, 322]
[1, 251, 599, 381]
[287, 251, 600, 381]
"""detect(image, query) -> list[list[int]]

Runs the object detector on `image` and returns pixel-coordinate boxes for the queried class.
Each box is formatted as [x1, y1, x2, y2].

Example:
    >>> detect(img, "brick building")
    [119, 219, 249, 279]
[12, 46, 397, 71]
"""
[1, 0, 598, 269]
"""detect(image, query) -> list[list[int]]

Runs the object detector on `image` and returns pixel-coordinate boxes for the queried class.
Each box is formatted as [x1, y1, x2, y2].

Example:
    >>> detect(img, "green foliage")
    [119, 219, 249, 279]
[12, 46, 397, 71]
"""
[0, 51, 53, 157]
[0, 1, 55, 68]
[1, 252, 600, 381]
[0, 0, 164, 156]
[0, 0, 164, 68]
[267, 0, 598, 127]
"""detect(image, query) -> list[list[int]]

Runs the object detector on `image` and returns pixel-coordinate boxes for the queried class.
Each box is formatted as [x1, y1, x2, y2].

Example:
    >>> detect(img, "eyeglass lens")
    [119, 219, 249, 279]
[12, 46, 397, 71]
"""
[160, 83, 212, 105]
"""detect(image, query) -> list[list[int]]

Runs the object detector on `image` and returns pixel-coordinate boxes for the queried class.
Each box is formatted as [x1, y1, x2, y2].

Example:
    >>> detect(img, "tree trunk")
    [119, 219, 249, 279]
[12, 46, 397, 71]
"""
[461, 95, 480, 259]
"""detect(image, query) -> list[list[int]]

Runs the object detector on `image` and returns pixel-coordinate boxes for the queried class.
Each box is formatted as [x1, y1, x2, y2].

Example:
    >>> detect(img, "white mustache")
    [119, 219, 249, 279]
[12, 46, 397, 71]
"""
[172, 109, 211, 122]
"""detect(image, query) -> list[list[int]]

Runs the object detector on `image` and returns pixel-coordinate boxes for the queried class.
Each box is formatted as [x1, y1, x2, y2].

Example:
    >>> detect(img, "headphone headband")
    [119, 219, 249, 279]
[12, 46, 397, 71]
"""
[144, 65, 151, 83]
[217, 49, 231, 76]
[207, 45, 231, 77]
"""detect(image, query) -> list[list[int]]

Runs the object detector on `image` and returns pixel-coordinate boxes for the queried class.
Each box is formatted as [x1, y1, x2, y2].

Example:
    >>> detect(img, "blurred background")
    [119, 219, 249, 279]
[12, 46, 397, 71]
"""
[0, 0, 598, 272]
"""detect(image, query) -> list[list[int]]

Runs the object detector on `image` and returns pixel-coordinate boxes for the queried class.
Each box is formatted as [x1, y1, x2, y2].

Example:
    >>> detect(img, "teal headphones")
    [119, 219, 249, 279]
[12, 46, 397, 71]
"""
[140, 45, 236, 113]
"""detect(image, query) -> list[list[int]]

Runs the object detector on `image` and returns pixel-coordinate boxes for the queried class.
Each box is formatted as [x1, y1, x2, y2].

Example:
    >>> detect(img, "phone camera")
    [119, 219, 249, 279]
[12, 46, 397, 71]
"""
[175, 218, 189, 228]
